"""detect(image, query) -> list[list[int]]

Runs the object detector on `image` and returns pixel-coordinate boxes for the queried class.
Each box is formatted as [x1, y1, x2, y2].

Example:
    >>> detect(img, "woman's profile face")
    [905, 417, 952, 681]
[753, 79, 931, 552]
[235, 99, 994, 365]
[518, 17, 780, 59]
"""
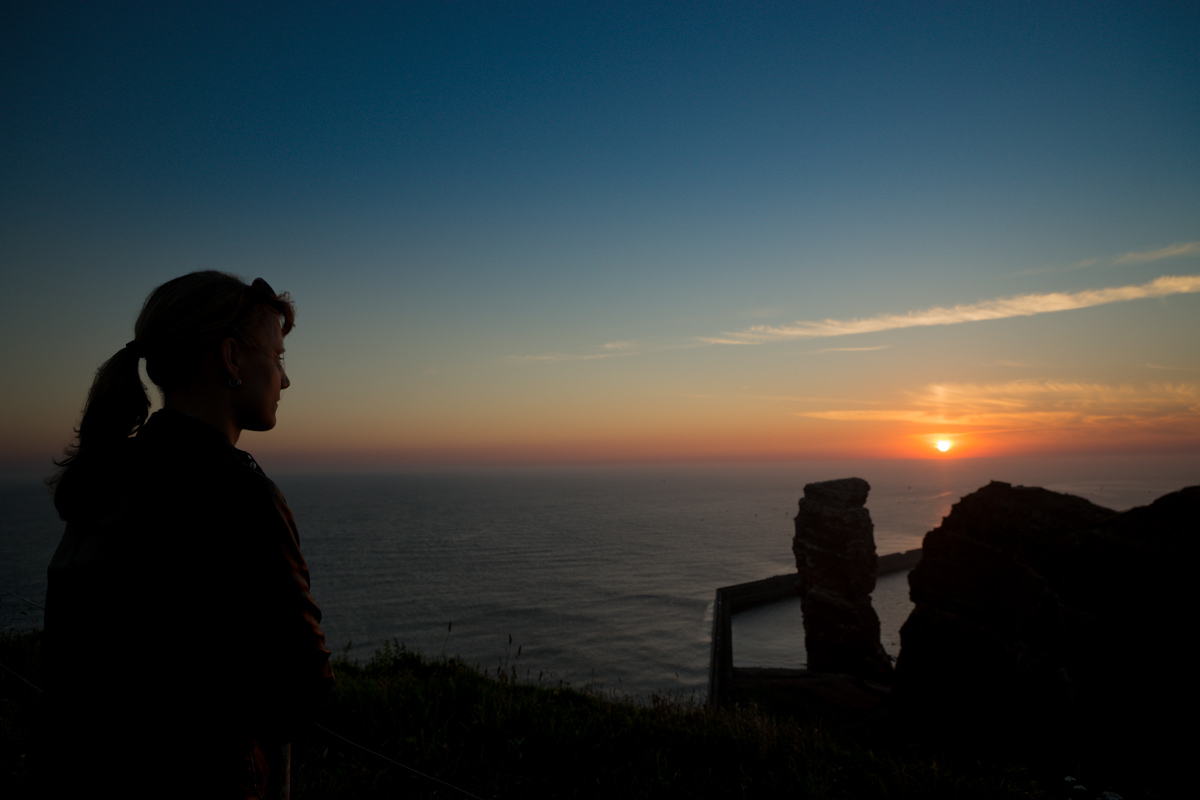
[233, 311, 291, 433]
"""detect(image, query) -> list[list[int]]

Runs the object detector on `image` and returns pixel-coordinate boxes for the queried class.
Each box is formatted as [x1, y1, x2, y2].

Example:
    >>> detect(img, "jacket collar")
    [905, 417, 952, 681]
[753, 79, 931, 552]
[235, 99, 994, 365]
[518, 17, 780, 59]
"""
[140, 408, 232, 448]
[139, 410, 267, 476]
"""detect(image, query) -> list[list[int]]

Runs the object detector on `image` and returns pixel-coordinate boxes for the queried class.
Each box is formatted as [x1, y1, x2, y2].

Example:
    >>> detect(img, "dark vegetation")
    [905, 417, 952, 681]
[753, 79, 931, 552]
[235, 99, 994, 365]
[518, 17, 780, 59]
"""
[1, 628, 1067, 799]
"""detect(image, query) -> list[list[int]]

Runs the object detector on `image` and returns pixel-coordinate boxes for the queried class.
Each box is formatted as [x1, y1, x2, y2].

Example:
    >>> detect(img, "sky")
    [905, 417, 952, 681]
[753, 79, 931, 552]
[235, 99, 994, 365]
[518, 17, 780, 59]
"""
[2, 1, 1198, 472]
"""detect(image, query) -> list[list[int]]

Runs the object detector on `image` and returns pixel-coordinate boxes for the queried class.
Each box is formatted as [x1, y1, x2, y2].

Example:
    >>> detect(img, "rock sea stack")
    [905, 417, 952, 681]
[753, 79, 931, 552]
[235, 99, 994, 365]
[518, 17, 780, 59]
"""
[792, 477, 892, 682]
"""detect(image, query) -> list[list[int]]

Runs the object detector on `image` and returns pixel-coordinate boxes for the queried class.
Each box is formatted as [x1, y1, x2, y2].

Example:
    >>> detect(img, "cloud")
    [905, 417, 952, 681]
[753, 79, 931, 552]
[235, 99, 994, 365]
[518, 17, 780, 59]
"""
[513, 253, 1200, 364]
[797, 380, 1200, 429]
[749, 394, 886, 404]
[1011, 242, 1199, 277]
[506, 350, 638, 364]
[714, 274, 1200, 343]
[807, 345, 891, 354]
[696, 336, 762, 346]
[1113, 242, 1200, 265]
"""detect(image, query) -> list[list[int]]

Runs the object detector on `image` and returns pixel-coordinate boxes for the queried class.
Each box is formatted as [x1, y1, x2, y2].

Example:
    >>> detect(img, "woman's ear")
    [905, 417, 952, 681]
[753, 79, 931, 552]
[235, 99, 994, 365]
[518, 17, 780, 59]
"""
[220, 337, 240, 383]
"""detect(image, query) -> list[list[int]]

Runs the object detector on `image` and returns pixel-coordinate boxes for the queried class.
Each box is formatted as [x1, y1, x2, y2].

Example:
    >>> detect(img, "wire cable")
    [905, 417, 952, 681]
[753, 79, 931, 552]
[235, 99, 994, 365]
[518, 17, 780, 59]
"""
[0, 659, 44, 694]
[0, 587, 46, 610]
[2, 587, 487, 796]
[0, 645, 487, 799]
[314, 723, 489, 800]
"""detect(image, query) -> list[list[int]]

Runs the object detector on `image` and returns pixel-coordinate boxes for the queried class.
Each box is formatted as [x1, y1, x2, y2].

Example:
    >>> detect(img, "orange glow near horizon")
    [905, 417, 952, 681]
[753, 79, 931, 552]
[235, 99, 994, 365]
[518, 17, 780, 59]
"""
[7, 378, 1200, 473]
[221, 401, 1200, 467]
[6, 416, 1198, 475]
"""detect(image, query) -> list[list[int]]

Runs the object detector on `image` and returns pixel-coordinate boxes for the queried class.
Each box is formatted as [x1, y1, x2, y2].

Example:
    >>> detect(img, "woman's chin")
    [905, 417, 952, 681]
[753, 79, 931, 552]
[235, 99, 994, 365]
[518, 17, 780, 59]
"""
[241, 414, 278, 433]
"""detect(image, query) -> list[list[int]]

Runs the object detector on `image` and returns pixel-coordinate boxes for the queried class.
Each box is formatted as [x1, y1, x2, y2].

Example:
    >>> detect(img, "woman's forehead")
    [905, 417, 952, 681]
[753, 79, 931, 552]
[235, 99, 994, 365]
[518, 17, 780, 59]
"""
[248, 306, 287, 346]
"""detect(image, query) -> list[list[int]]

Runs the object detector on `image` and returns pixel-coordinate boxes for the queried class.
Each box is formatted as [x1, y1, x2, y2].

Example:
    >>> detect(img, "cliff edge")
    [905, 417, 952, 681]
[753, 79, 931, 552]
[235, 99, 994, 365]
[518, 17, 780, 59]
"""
[894, 481, 1200, 767]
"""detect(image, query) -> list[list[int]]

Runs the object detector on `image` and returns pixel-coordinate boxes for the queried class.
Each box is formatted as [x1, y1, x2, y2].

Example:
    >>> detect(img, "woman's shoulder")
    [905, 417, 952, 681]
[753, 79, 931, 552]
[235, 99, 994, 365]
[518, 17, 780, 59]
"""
[135, 411, 282, 505]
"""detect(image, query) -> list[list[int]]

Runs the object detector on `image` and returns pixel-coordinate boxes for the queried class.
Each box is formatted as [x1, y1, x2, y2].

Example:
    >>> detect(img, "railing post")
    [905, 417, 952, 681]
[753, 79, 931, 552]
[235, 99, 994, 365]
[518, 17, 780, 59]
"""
[708, 587, 733, 705]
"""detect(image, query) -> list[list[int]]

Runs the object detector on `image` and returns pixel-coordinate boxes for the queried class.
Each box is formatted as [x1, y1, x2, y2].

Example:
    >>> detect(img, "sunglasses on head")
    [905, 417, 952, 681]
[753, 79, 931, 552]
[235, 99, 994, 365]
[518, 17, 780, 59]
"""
[249, 277, 276, 297]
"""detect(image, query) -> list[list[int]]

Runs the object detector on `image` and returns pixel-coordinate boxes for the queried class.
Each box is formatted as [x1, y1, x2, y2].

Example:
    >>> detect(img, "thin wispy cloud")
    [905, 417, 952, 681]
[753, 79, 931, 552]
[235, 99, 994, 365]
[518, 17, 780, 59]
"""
[506, 351, 639, 364]
[1008, 242, 1199, 276]
[749, 394, 886, 405]
[506, 339, 643, 363]
[708, 274, 1200, 344]
[1113, 241, 1200, 265]
[695, 337, 760, 346]
[511, 255, 1199, 364]
[807, 345, 891, 354]
[506, 338, 711, 363]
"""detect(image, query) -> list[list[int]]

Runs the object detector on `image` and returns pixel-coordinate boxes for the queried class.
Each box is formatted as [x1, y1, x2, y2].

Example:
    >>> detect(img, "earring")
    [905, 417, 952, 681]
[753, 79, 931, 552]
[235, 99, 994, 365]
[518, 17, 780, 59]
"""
[228, 378, 242, 387]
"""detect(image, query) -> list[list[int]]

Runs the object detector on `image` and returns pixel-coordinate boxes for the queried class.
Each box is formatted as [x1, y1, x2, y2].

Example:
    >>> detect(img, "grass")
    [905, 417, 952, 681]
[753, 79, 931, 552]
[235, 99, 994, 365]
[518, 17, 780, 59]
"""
[2, 628, 1059, 798]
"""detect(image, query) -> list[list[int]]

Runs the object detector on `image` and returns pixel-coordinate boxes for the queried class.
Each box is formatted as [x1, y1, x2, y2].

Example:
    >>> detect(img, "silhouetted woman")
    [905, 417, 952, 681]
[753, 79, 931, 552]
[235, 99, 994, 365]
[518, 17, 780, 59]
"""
[44, 272, 333, 799]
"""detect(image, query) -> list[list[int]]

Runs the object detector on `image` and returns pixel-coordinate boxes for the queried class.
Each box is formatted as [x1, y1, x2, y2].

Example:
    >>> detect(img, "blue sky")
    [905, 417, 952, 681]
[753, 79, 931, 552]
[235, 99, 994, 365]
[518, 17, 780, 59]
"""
[2, 1, 1198, 469]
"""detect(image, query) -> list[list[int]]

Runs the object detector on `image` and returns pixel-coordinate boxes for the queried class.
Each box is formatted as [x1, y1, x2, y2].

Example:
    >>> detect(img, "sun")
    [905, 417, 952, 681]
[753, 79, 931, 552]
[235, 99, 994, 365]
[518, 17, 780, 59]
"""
[935, 439, 952, 452]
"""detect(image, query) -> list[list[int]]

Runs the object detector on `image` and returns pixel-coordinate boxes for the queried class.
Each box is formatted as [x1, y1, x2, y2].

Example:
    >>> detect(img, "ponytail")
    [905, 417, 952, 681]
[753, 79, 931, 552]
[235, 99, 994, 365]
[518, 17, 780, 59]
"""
[76, 344, 152, 451]
[48, 344, 150, 515]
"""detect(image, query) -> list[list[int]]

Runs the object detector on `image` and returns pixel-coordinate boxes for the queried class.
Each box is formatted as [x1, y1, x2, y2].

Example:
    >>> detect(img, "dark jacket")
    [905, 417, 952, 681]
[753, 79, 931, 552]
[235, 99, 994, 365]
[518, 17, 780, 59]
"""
[44, 409, 333, 789]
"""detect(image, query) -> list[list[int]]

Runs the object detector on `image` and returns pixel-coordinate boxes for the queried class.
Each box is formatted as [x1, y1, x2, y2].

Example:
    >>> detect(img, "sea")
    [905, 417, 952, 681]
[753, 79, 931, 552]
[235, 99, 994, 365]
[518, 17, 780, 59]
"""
[2, 454, 1196, 700]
